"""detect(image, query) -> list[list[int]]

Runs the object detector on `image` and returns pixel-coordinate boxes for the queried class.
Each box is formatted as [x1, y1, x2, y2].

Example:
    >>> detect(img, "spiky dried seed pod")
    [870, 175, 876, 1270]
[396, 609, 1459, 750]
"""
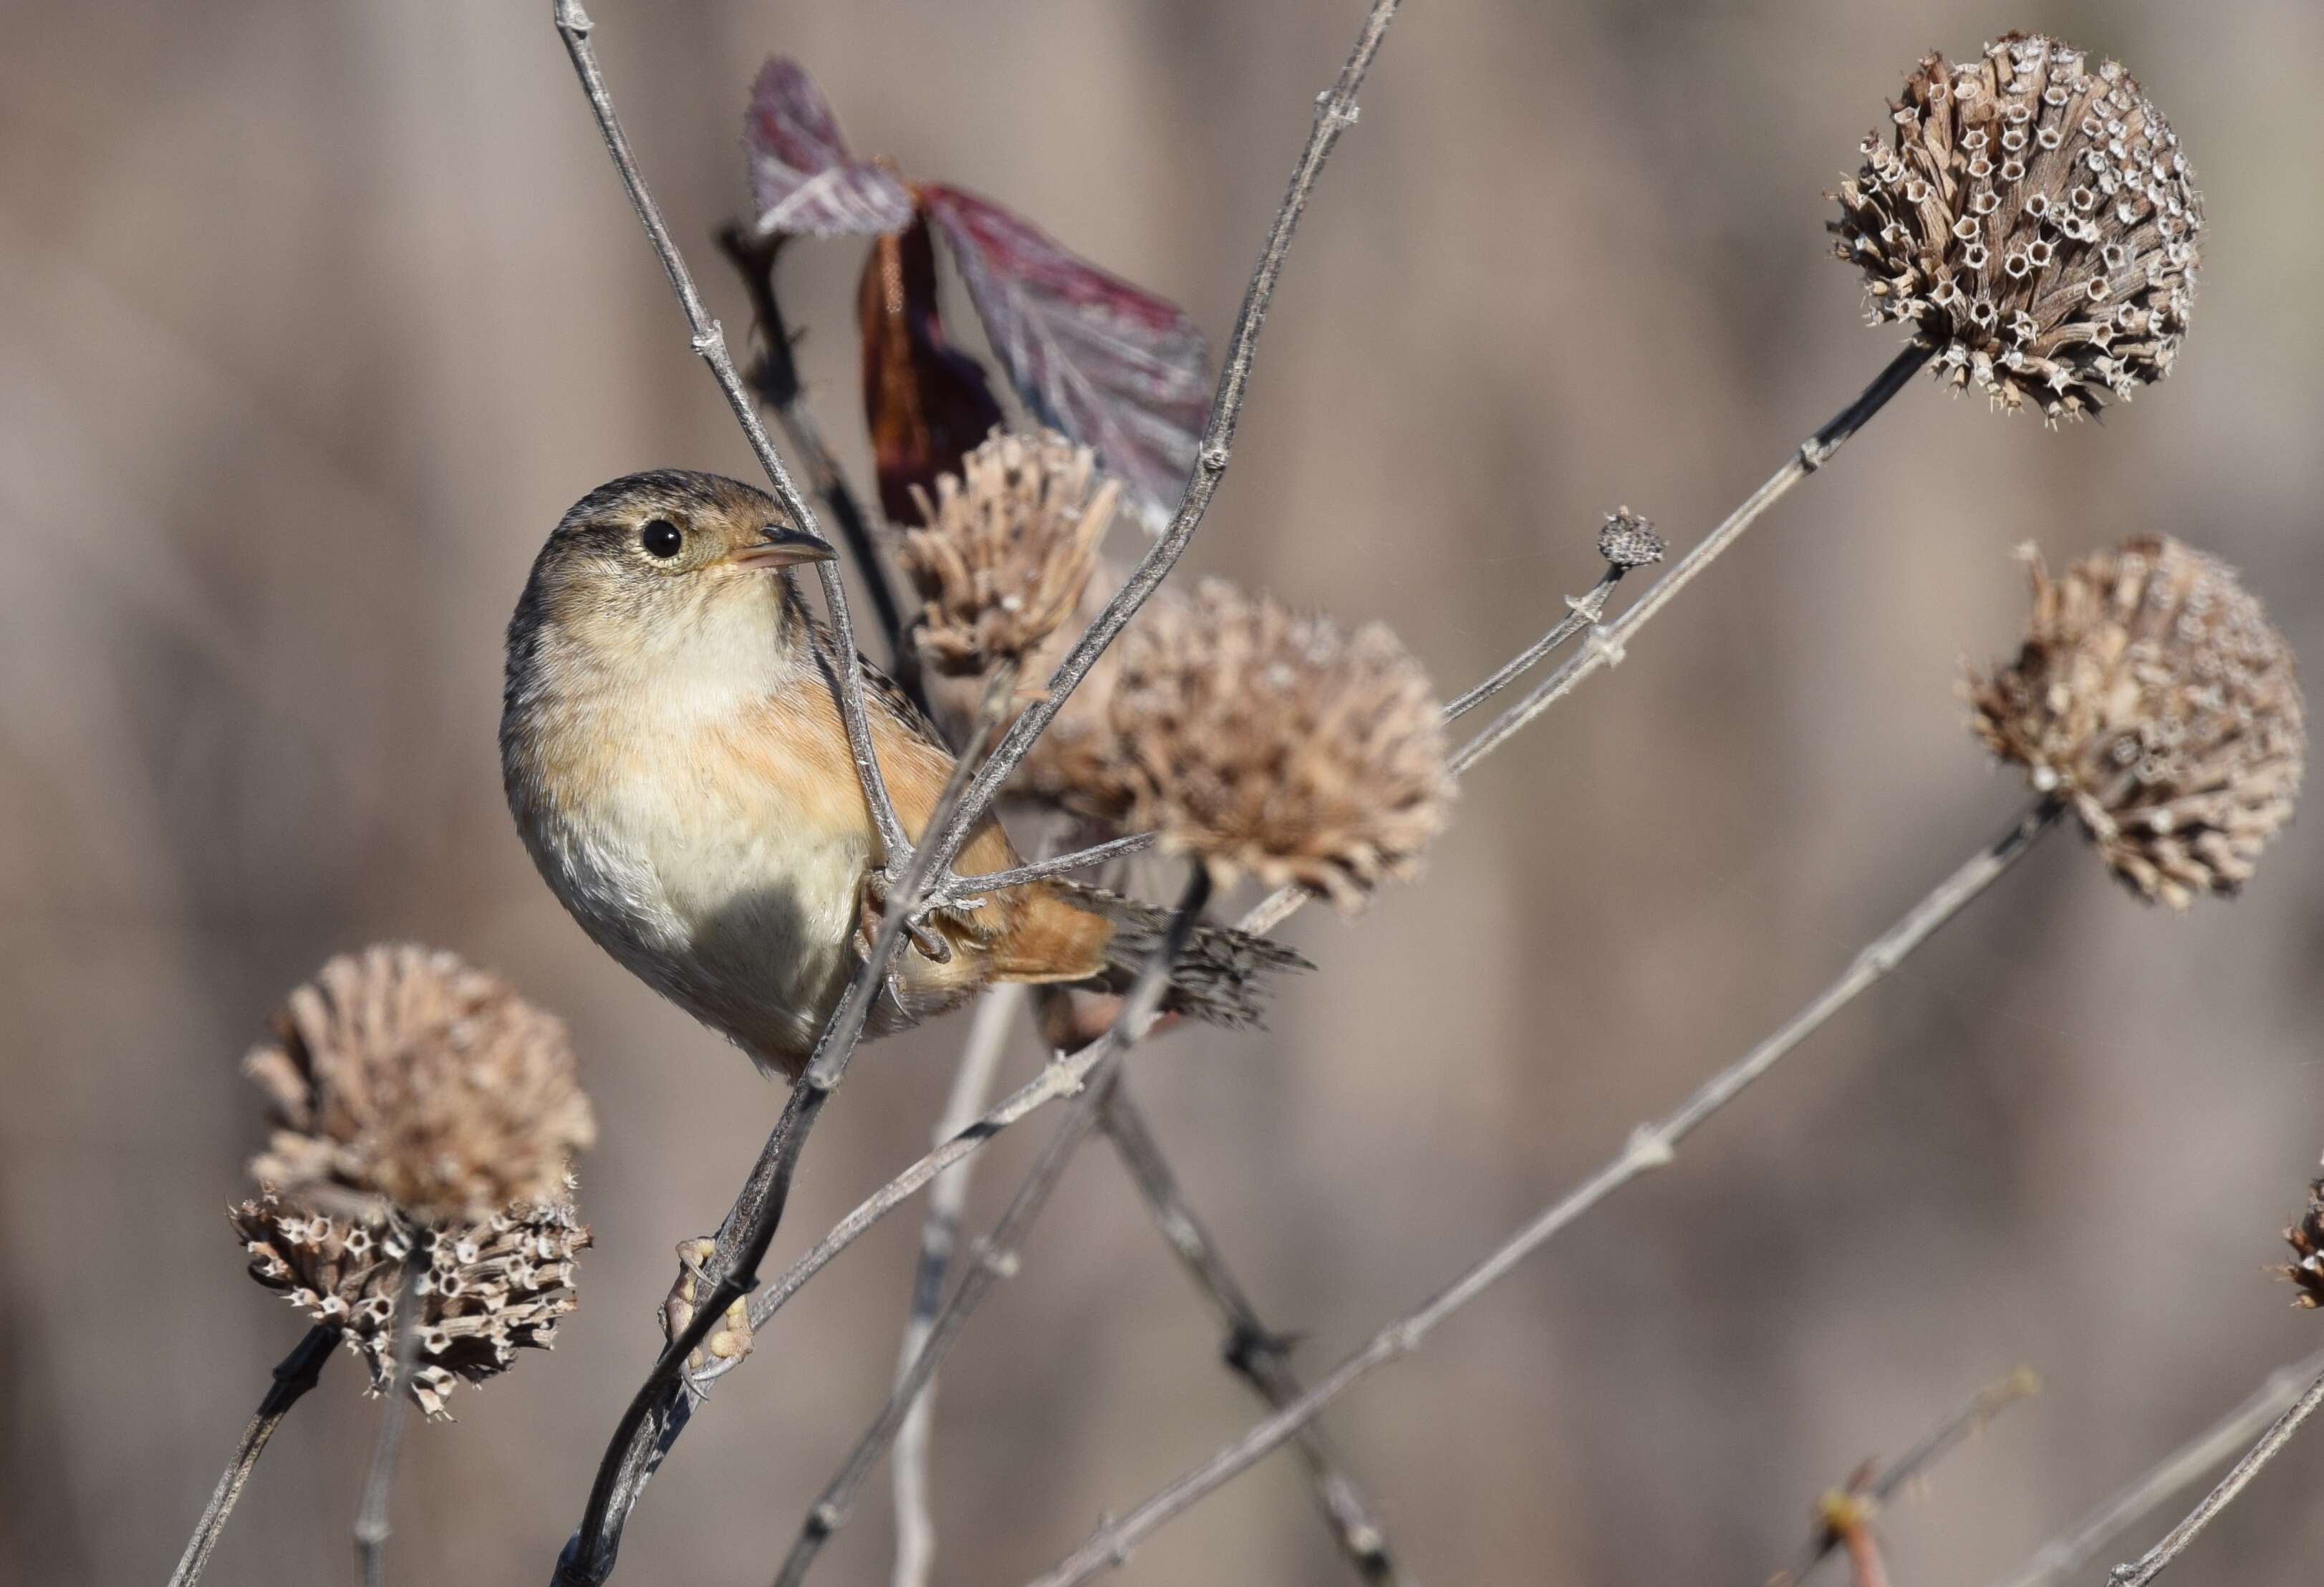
[245, 944, 597, 1225]
[1598, 507, 1666, 571]
[232, 1187, 589, 1417]
[1096, 579, 1454, 910]
[1966, 536, 2303, 907]
[1832, 32, 2201, 420]
[902, 429, 1122, 675]
[2278, 1180, 2324, 1310]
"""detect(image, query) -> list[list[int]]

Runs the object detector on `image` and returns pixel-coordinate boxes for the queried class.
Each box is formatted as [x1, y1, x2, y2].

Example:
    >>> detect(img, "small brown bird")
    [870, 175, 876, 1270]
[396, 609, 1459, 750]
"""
[501, 471, 1298, 1079]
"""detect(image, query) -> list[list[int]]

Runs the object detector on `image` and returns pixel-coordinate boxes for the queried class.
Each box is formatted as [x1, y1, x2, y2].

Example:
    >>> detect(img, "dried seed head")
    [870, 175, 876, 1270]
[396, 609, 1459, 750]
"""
[1832, 33, 2201, 420]
[1966, 537, 2303, 907]
[245, 945, 597, 1225]
[1598, 507, 1666, 571]
[902, 429, 1122, 675]
[1096, 579, 1455, 910]
[232, 1187, 590, 1417]
[2279, 1180, 2324, 1310]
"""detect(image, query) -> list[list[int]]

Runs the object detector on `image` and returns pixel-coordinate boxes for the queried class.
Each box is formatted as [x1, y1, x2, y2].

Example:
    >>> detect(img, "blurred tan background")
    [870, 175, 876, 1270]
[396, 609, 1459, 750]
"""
[7, 1, 2324, 1582]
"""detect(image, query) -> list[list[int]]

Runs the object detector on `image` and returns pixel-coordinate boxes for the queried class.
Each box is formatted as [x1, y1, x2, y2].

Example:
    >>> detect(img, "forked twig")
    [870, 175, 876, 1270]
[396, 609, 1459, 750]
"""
[1023, 798, 2060, 1586]
[1990, 1347, 2324, 1587]
[773, 869, 1214, 1587]
[166, 1326, 337, 1587]
[1102, 1082, 1404, 1583]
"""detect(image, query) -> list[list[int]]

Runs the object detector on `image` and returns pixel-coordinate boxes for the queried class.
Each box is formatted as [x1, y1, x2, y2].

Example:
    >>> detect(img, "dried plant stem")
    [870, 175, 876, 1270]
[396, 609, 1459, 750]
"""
[1991, 1349, 2324, 1587]
[715, 221, 910, 669]
[1023, 798, 2060, 1587]
[889, 982, 1028, 1587]
[354, 1254, 427, 1587]
[1101, 1082, 1404, 1584]
[1773, 1366, 2039, 1587]
[1451, 340, 1932, 777]
[2103, 1363, 2324, 1587]
[166, 1325, 337, 1587]
[1441, 566, 1621, 721]
[774, 869, 1212, 1587]
[549, 0, 907, 864]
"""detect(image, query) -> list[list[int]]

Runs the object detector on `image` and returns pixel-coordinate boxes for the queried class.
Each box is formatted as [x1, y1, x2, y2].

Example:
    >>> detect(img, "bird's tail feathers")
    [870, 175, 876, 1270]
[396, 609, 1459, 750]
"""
[1062, 883, 1311, 1030]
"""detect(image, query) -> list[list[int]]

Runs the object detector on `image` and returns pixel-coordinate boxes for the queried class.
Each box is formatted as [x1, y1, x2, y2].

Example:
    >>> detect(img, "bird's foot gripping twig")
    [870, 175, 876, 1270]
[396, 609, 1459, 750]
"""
[665, 1238, 755, 1395]
[857, 869, 965, 967]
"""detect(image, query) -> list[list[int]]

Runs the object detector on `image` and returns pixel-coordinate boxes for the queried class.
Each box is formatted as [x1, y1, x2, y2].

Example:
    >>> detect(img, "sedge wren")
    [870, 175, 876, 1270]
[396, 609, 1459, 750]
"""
[501, 471, 1300, 1078]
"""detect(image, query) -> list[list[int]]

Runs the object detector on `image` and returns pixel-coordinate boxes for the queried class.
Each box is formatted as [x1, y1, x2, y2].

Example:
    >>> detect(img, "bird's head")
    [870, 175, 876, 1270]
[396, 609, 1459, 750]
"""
[507, 470, 837, 696]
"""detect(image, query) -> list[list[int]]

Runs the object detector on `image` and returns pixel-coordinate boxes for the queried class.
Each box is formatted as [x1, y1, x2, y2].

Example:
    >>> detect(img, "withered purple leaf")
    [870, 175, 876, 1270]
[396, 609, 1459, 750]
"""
[920, 182, 1210, 527]
[743, 58, 914, 238]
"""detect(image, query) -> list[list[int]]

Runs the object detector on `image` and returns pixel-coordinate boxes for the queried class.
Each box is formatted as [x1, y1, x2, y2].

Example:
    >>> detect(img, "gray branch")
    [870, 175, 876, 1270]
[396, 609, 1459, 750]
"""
[2104, 1362, 2324, 1587]
[1022, 799, 2060, 1586]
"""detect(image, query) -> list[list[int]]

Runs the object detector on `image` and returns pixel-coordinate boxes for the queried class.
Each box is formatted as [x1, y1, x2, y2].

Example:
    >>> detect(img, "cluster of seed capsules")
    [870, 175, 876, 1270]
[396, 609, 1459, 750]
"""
[1833, 33, 2202, 419]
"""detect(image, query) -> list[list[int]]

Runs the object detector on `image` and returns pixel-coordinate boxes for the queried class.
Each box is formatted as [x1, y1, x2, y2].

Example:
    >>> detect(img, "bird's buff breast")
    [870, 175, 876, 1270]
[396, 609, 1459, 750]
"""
[509, 702, 872, 1069]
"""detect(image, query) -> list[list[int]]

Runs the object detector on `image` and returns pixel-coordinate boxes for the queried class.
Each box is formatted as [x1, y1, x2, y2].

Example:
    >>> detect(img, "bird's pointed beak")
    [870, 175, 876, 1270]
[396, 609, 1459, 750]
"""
[729, 526, 839, 570]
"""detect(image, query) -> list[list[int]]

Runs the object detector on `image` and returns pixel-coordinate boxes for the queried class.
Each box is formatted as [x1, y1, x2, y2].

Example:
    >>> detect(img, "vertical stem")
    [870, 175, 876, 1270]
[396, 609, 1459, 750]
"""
[354, 1243, 428, 1587]
[166, 1326, 338, 1587]
[889, 982, 1028, 1587]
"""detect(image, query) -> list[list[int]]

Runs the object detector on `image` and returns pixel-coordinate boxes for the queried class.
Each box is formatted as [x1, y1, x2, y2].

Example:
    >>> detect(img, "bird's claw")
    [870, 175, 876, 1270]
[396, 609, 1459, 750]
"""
[665, 1238, 753, 1393]
[859, 870, 955, 964]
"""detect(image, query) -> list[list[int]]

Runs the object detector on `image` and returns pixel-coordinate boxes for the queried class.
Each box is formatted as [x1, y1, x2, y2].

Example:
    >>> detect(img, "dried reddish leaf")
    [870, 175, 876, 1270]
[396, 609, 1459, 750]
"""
[920, 182, 1210, 526]
[743, 58, 914, 238]
[859, 216, 1006, 524]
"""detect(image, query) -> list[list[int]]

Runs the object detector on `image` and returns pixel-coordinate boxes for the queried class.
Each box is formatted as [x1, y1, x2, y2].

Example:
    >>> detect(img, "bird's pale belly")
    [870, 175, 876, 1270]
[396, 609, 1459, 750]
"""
[521, 758, 874, 1071]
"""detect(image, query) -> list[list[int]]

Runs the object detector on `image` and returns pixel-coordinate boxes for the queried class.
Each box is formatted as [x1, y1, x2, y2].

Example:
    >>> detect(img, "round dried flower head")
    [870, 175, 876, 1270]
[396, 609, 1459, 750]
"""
[902, 428, 1122, 675]
[233, 1187, 589, 1417]
[1966, 536, 2303, 907]
[1097, 579, 1455, 910]
[245, 944, 597, 1225]
[2278, 1180, 2324, 1311]
[1598, 507, 1666, 571]
[1832, 33, 2201, 420]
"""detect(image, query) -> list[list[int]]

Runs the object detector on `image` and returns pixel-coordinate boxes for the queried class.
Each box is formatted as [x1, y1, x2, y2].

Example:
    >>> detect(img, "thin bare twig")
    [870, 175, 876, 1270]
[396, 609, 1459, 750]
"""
[1441, 566, 1621, 721]
[1990, 1349, 2324, 1587]
[166, 1326, 337, 1587]
[1773, 1366, 2040, 1587]
[934, 832, 1159, 904]
[889, 982, 1029, 1587]
[1023, 798, 2062, 1587]
[547, 1, 1399, 1571]
[1102, 1082, 1404, 1583]
[774, 868, 1213, 1587]
[714, 221, 911, 672]
[1450, 342, 1929, 777]
[550, 0, 908, 865]
[354, 1252, 427, 1587]
[2103, 1363, 2324, 1587]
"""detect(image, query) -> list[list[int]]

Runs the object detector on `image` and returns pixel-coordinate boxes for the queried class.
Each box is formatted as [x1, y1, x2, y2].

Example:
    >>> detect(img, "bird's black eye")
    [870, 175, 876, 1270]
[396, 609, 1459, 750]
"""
[640, 518, 683, 559]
